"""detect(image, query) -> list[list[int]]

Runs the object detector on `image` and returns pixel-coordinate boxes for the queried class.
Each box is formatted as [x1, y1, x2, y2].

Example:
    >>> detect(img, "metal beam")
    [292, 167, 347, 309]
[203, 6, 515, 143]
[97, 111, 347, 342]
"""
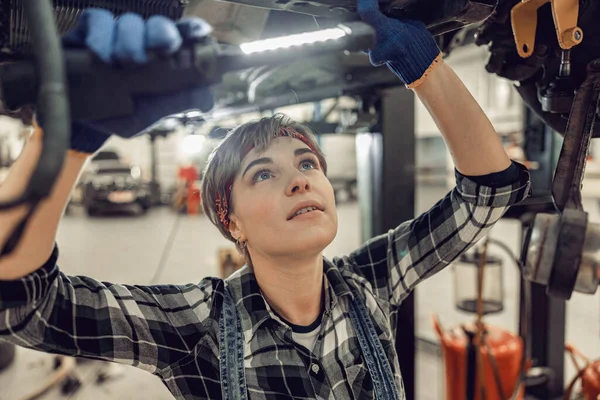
[357, 86, 416, 400]
[520, 107, 565, 399]
[207, 68, 399, 122]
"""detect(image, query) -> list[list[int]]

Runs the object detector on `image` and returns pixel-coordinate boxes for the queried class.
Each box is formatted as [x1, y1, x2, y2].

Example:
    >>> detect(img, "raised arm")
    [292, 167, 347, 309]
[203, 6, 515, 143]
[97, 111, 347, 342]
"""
[0, 127, 212, 371]
[0, 126, 89, 279]
[0, 246, 218, 373]
[345, 0, 531, 306]
[0, 10, 214, 278]
[345, 163, 530, 307]
[0, 10, 219, 373]
[357, 0, 512, 176]
[414, 61, 512, 176]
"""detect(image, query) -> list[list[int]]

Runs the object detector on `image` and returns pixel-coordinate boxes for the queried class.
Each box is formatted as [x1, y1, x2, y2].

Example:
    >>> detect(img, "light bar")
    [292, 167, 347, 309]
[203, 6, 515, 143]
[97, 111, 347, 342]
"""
[240, 26, 350, 54]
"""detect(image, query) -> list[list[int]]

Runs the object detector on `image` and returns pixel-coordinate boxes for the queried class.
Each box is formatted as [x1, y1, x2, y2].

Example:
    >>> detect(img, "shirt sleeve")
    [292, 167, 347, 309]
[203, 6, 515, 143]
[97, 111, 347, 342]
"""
[462, 161, 521, 188]
[345, 161, 531, 307]
[0, 245, 219, 374]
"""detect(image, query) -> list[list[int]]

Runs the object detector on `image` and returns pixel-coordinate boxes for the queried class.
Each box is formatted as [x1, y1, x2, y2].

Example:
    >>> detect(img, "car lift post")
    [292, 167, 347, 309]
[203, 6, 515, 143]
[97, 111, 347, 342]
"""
[520, 108, 566, 399]
[357, 85, 417, 400]
[149, 133, 160, 205]
[147, 127, 172, 205]
[503, 106, 566, 399]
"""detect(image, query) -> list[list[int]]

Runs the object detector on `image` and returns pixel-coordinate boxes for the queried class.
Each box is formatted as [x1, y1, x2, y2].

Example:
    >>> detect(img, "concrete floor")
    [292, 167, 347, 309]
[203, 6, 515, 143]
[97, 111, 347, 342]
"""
[1, 184, 599, 399]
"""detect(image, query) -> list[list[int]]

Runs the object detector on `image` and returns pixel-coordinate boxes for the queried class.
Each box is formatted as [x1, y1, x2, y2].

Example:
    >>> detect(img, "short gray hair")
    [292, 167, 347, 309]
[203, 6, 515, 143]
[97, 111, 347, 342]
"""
[201, 113, 327, 248]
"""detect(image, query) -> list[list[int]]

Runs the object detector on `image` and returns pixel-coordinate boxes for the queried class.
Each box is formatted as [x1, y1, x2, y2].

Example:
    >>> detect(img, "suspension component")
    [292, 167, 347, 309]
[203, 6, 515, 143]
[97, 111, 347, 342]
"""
[511, 0, 583, 58]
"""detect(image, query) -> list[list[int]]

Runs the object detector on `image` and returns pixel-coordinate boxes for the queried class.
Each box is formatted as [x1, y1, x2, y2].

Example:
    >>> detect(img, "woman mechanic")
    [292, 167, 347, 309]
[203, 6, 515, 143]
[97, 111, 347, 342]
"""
[0, 1, 531, 399]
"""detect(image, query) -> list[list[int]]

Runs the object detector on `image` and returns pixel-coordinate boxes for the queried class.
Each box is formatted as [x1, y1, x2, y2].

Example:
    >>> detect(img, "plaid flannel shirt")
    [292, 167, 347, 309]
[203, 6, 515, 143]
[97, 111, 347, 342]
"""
[0, 163, 530, 399]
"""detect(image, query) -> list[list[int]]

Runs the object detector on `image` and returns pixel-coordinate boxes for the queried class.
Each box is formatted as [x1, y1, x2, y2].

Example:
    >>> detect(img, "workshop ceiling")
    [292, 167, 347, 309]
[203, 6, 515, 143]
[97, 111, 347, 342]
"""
[183, 0, 489, 114]
[2, 0, 600, 134]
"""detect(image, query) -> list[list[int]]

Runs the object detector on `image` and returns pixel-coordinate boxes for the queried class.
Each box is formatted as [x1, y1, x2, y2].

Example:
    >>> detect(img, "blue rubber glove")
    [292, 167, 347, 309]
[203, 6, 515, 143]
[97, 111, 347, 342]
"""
[61, 9, 214, 154]
[357, 0, 442, 88]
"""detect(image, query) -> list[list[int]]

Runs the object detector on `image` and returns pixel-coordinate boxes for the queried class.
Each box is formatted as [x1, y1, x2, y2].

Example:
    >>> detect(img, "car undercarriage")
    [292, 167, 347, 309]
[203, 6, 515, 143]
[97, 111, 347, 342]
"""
[0, 0, 598, 137]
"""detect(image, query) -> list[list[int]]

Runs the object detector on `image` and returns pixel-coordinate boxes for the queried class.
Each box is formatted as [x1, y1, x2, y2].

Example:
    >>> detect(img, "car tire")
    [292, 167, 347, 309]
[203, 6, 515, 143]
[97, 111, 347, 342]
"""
[0, 342, 16, 372]
[139, 204, 149, 215]
[85, 206, 99, 217]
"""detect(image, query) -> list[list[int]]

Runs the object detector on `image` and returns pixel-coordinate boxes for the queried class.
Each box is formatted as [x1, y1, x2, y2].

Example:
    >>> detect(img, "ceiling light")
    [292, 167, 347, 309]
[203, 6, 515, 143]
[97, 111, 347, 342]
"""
[240, 27, 349, 55]
[181, 135, 206, 156]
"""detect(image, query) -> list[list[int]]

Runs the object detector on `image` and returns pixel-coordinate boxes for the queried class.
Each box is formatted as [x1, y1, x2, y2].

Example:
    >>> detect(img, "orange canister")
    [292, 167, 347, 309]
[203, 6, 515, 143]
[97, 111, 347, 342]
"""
[581, 361, 600, 400]
[565, 344, 600, 400]
[433, 317, 524, 400]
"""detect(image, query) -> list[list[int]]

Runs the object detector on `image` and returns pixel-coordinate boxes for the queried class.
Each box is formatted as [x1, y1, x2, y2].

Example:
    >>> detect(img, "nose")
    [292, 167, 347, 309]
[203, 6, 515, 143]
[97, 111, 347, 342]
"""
[286, 170, 311, 196]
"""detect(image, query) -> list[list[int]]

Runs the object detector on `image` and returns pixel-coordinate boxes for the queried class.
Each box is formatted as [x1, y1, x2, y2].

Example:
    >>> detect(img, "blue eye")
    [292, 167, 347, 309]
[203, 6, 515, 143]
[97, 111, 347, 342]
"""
[300, 158, 317, 170]
[253, 170, 272, 183]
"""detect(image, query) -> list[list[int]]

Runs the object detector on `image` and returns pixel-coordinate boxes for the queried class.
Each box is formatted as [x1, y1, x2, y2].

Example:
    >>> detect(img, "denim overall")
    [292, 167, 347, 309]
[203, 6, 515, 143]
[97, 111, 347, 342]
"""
[219, 283, 402, 400]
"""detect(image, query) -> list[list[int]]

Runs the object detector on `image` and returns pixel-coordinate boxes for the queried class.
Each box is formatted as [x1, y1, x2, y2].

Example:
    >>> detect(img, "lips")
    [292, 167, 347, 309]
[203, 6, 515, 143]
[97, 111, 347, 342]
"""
[287, 201, 324, 220]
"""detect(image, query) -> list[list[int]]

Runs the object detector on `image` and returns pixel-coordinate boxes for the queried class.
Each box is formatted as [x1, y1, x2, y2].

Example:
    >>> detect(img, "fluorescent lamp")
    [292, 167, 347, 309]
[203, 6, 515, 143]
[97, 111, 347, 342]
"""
[181, 135, 206, 155]
[130, 166, 141, 179]
[240, 27, 349, 54]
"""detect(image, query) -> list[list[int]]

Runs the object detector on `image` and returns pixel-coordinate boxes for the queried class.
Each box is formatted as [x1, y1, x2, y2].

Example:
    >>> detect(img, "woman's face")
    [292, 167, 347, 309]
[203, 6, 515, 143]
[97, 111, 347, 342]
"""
[228, 136, 338, 260]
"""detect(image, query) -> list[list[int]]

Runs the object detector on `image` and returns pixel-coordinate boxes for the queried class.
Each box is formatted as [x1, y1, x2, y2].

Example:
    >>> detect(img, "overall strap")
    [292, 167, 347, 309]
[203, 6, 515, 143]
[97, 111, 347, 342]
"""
[348, 292, 404, 400]
[219, 283, 248, 400]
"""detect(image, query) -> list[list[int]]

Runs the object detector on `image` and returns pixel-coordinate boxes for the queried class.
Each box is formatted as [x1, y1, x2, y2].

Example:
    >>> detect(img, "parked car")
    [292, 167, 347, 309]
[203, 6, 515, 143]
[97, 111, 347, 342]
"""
[81, 159, 151, 216]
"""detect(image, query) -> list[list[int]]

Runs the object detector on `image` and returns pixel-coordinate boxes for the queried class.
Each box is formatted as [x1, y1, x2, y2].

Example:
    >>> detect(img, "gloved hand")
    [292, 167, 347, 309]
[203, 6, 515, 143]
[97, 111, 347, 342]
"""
[60, 9, 214, 154]
[357, 0, 442, 88]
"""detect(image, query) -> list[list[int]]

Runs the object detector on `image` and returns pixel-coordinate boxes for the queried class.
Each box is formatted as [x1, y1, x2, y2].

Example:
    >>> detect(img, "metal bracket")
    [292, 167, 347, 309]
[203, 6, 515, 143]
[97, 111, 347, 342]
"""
[547, 208, 587, 299]
[551, 59, 600, 212]
[511, 0, 583, 58]
[524, 59, 600, 299]
[545, 59, 600, 298]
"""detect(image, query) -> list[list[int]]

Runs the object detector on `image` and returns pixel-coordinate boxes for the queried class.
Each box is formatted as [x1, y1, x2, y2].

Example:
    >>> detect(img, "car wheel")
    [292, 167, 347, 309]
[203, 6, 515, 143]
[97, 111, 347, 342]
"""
[138, 204, 149, 215]
[85, 206, 99, 217]
[0, 342, 16, 372]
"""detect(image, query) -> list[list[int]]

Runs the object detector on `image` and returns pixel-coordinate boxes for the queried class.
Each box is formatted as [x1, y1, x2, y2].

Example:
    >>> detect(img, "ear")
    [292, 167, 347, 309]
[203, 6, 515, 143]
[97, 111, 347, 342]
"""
[228, 214, 246, 242]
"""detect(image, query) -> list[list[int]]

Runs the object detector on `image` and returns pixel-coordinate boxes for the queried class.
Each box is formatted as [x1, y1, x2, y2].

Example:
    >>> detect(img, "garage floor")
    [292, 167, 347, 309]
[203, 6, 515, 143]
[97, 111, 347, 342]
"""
[1, 184, 599, 400]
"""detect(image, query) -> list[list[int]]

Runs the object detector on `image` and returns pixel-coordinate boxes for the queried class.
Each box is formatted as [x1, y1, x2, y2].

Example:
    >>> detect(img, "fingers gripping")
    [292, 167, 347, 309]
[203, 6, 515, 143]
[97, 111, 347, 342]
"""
[113, 13, 147, 63]
[144, 17, 213, 55]
[146, 16, 183, 55]
[62, 8, 116, 63]
[63, 9, 212, 64]
[176, 18, 213, 41]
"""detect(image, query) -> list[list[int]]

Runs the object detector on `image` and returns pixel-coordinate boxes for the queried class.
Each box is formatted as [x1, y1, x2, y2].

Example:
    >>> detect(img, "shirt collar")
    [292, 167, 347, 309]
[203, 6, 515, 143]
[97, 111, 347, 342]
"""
[323, 257, 354, 302]
[226, 257, 354, 345]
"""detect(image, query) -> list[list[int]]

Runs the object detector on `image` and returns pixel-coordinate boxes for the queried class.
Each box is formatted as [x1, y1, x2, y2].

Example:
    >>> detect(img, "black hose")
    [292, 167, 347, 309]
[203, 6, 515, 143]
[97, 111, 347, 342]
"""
[148, 211, 184, 285]
[0, 0, 68, 209]
[486, 238, 531, 400]
[0, 0, 69, 257]
[463, 327, 478, 400]
[23, 0, 69, 199]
